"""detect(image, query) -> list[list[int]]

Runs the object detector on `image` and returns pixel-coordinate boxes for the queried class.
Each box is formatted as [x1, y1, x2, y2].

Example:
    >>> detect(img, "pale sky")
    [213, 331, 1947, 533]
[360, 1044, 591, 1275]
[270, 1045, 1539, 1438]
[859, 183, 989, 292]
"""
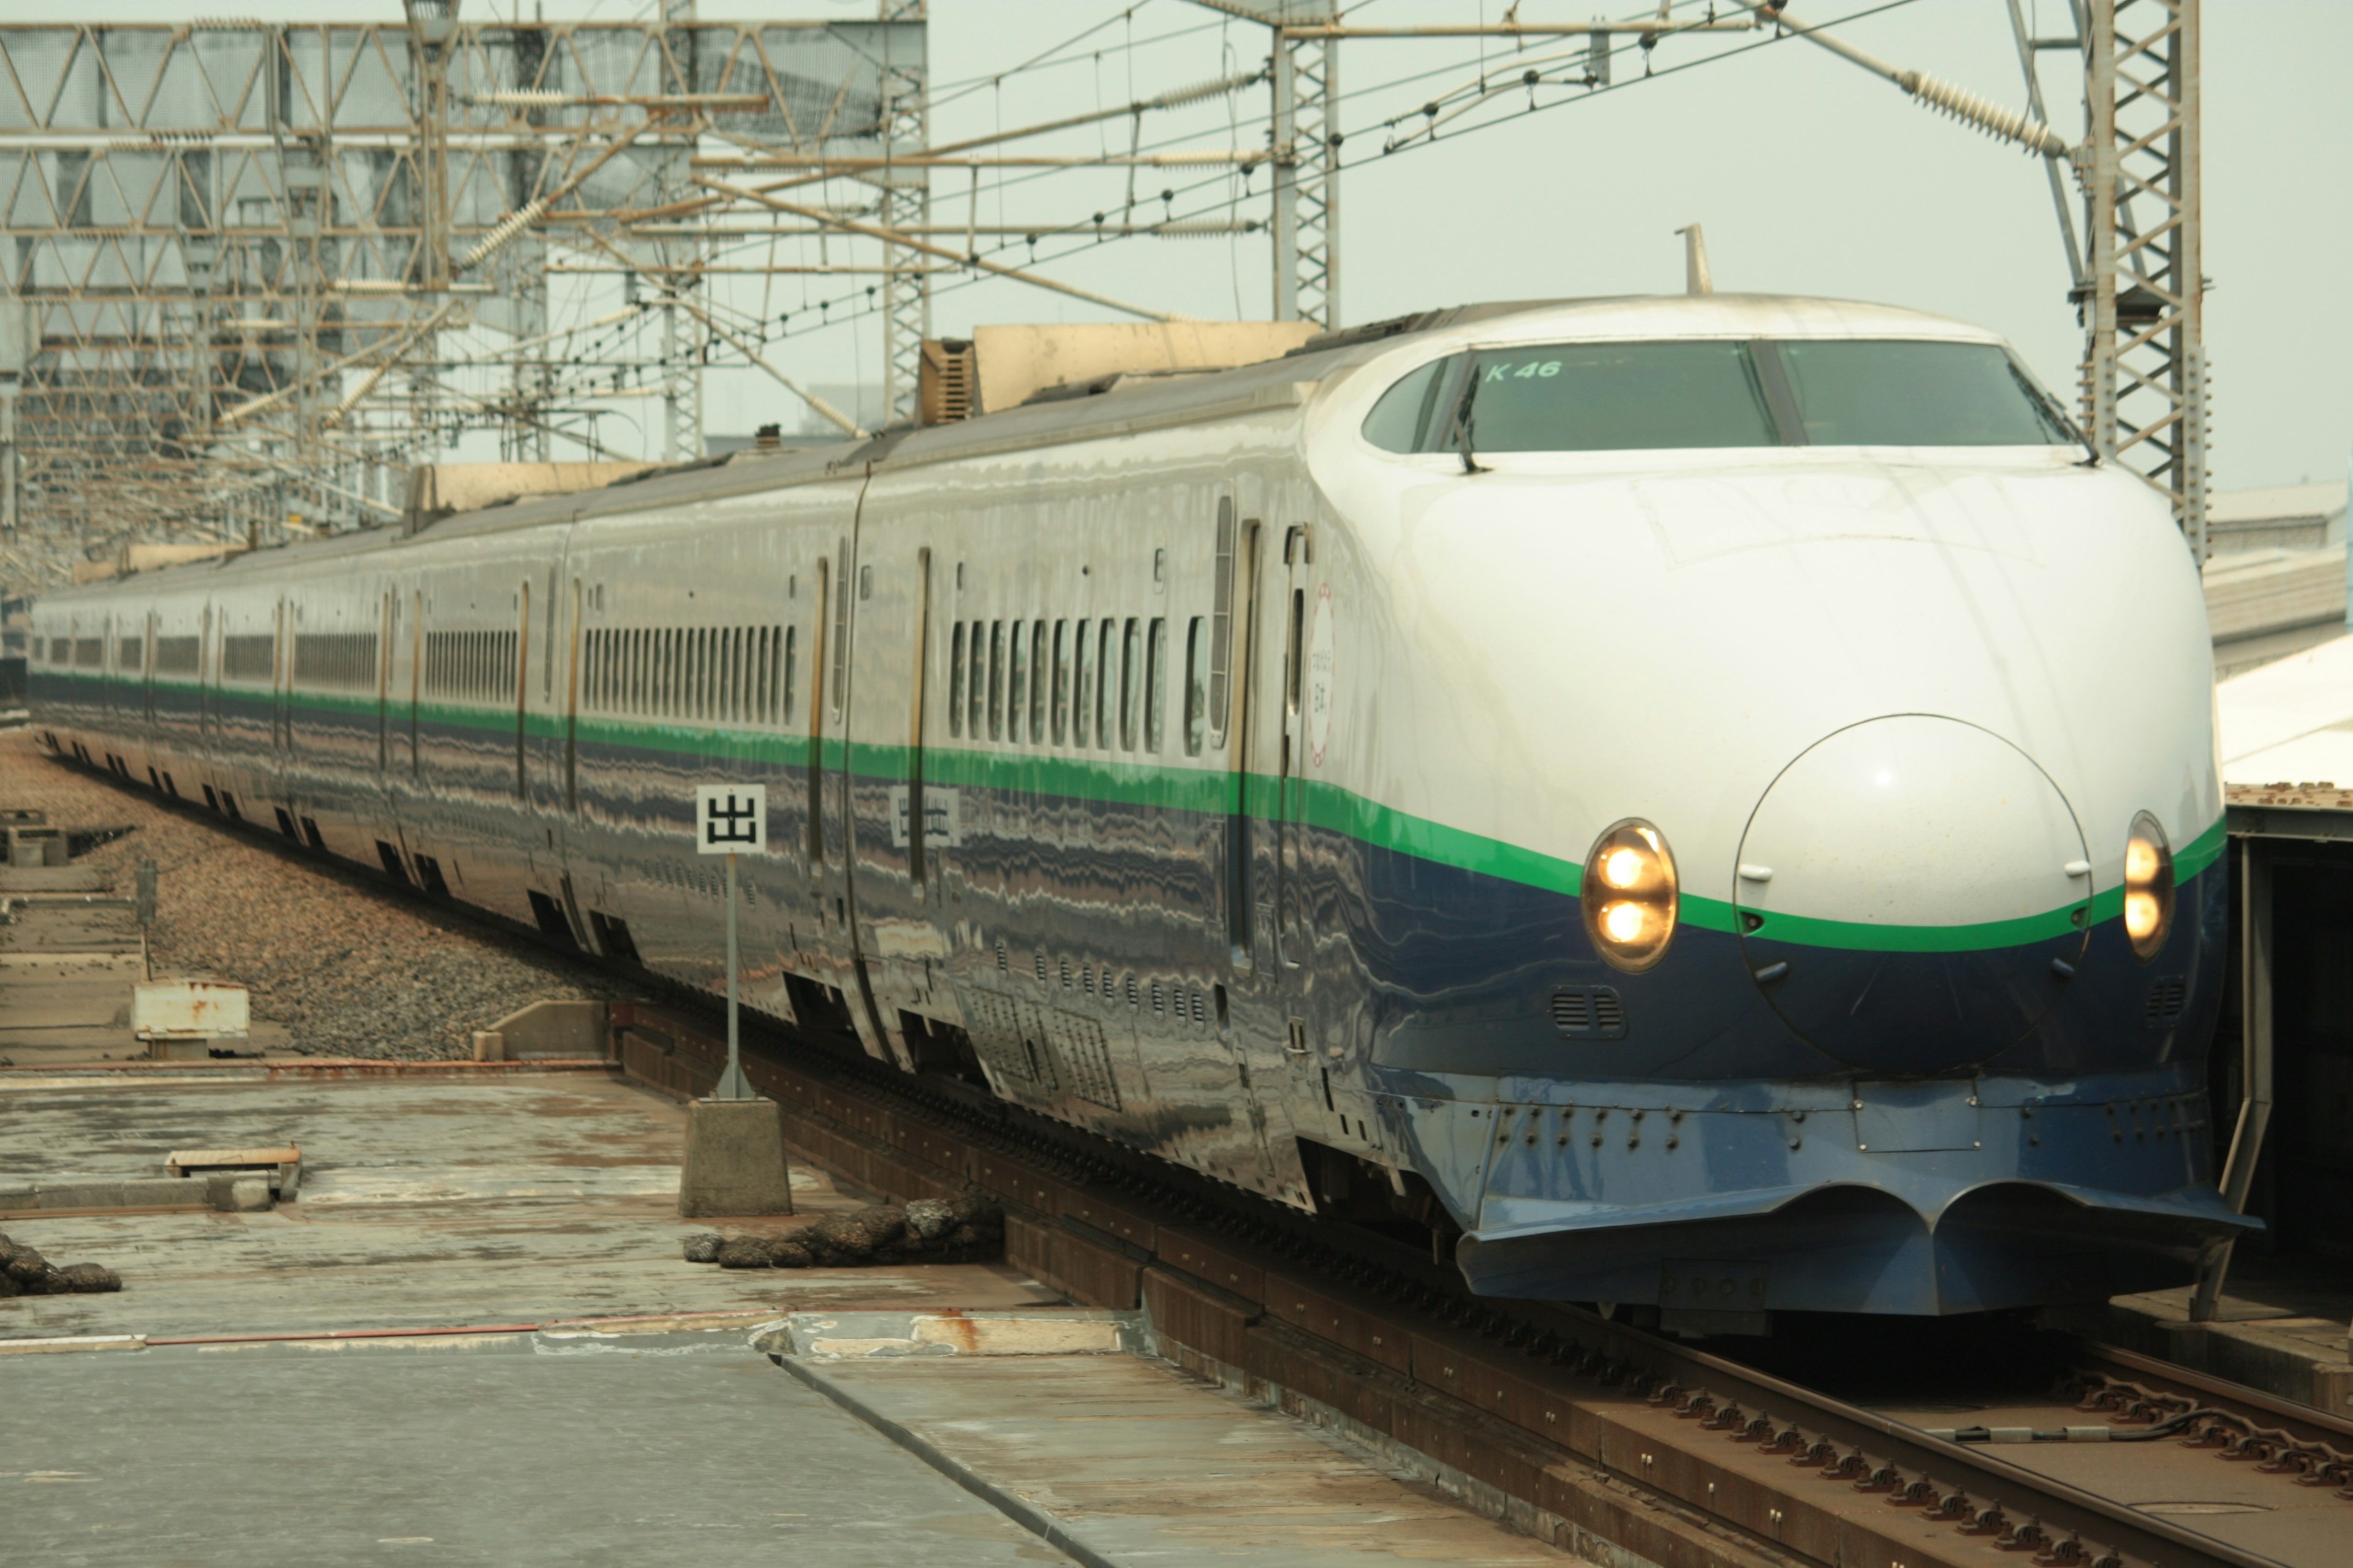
[49, 1, 2353, 491]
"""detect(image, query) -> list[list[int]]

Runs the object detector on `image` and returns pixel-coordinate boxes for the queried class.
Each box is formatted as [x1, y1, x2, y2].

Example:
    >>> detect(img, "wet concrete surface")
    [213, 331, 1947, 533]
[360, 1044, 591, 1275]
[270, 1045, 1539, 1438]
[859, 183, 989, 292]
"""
[792, 1350, 1575, 1566]
[4, 1335, 1068, 1567]
[1, 1063, 1593, 1566]
[0, 1070, 1062, 1339]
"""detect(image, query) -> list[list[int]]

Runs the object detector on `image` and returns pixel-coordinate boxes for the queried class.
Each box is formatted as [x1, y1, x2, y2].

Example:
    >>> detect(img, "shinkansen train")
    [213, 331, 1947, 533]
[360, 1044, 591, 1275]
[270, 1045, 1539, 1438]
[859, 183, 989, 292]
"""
[29, 294, 2253, 1326]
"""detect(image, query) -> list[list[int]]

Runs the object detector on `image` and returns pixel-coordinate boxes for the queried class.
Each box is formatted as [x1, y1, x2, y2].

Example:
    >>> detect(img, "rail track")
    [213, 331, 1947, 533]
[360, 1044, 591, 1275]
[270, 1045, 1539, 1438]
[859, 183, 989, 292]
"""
[45, 756, 2345, 1568]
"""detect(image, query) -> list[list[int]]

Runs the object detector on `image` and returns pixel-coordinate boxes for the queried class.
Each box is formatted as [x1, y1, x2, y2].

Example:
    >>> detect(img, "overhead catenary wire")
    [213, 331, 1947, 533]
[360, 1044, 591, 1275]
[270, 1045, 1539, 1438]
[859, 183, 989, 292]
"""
[727, 0, 1939, 357]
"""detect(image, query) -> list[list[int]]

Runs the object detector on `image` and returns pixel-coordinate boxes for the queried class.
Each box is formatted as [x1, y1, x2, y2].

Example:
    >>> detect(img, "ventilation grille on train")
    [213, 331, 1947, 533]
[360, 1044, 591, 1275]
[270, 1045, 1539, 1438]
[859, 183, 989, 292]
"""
[1550, 985, 1627, 1041]
[2144, 977, 2188, 1029]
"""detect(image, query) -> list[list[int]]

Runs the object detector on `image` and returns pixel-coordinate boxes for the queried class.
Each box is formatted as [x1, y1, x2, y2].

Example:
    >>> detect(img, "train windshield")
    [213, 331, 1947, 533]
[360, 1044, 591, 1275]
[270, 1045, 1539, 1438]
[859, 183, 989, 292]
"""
[1363, 339, 2082, 453]
[1776, 341, 2080, 445]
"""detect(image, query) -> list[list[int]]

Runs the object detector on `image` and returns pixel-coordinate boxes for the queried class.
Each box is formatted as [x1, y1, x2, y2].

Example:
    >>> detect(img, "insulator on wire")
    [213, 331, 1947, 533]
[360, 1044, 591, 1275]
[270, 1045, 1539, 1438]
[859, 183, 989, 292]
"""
[1898, 70, 2070, 157]
[461, 195, 548, 271]
[1146, 67, 1264, 113]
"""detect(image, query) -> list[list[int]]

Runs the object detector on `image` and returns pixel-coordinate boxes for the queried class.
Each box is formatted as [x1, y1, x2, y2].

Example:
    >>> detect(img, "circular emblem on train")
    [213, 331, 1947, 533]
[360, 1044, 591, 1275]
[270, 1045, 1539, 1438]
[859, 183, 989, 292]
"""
[1307, 583, 1335, 768]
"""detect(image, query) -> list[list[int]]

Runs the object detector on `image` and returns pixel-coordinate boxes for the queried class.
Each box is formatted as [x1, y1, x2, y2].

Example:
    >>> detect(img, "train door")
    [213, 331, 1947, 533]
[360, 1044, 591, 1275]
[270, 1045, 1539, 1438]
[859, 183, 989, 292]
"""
[376, 589, 393, 774]
[198, 600, 215, 749]
[1221, 508, 1264, 969]
[1227, 493, 1335, 1197]
[142, 610, 156, 727]
[1210, 501, 1289, 1187]
[1275, 523, 1312, 968]
[828, 525, 936, 1074]
[812, 526, 898, 1065]
[1271, 520, 1339, 1153]
[514, 575, 531, 802]
[407, 588, 423, 778]
[520, 541, 587, 947]
[271, 594, 291, 772]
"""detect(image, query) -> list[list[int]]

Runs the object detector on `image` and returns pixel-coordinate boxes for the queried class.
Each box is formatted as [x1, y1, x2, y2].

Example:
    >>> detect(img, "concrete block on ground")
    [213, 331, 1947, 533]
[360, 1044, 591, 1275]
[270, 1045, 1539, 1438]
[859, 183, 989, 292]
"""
[754, 1310, 1140, 1361]
[479, 999, 608, 1059]
[2110, 1290, 2353, 1415]
[678, 1097, 795, 1218]
[0, 1173, 260, 1216]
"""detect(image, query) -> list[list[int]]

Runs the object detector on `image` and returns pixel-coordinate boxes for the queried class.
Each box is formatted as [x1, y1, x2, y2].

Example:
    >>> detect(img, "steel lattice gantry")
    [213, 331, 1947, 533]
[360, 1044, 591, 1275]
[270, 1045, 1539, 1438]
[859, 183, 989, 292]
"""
[0, 13, 919, 588]
[2079, 0, 2205, 557]
[1194, 0, 1339, 330]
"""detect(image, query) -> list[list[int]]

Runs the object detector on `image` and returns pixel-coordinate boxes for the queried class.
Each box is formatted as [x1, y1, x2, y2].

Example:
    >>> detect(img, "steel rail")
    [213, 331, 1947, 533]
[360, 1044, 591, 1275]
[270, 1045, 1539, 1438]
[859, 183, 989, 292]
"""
[1547, 1311, 2294, 1568]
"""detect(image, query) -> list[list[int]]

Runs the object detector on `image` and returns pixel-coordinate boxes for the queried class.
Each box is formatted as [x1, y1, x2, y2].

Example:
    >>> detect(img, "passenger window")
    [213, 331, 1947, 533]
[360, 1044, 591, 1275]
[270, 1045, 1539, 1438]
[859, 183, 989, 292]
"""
[767, 626, 782, 722]
[987, 620, 1005, 741]
[1097, 621, 1119, 750]
[1029, 621, 1047, 742]
[1183, 616, 1207, 756]
[1361, 356, 1453, 453]
[1073, 619, 1093, 748]
[729, 627, 745, 722]
[949, 622, 966, 737]
[1144, 618, 1167, 754]
[1120, 618, 1142, 751]
[783, 626, 798, 722]
[1051, 621, 1070, 744]
[1007, 621, 1027, 744]
[1208, 500, 1235, 748]
[967, 616, 985, 738]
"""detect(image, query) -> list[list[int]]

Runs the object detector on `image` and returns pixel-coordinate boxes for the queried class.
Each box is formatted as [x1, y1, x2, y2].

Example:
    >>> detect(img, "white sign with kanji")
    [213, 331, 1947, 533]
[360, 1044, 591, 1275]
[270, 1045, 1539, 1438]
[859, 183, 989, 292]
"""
[694, 783, 767, 856]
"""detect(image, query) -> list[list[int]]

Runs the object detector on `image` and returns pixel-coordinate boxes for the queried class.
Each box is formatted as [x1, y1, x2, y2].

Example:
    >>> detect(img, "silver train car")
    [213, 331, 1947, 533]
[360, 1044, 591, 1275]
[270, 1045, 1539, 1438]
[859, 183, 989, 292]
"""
[30, 294, 2254, 1324]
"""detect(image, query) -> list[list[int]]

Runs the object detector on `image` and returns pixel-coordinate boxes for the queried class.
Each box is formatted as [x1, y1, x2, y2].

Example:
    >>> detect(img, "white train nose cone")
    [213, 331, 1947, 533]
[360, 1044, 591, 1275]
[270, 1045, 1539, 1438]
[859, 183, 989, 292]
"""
[1733, 716, 2092, 1073]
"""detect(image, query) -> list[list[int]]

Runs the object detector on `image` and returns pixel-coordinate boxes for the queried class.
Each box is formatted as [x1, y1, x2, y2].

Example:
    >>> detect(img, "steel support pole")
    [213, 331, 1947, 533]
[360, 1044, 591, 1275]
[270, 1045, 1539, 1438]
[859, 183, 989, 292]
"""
[713, 849, 753, 1100]
[2191, 836, 2272, 1323]
[879, 1, 931, 428]
[1269, 35, 1298, 323]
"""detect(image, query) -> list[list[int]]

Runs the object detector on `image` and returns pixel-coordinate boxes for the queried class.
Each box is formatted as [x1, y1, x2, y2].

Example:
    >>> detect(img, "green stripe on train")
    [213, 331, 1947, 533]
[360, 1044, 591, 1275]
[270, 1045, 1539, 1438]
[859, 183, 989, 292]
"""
[39, 670, 2224, 956]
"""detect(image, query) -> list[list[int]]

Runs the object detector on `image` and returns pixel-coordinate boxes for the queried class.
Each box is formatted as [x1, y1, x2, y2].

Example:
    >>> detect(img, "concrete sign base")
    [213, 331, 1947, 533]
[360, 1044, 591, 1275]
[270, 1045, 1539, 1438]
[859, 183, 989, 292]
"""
[677, 1097, 796, 1218]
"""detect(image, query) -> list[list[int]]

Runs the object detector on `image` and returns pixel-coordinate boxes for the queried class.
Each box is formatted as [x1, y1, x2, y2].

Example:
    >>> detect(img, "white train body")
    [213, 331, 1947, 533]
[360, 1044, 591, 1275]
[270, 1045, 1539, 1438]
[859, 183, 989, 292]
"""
[31, 295, 2247, 1321]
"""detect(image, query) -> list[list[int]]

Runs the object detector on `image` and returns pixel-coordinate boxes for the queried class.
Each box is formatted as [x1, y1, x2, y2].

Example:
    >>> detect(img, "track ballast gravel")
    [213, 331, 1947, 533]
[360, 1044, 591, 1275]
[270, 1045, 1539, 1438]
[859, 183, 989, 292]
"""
[1, 731, 632, 1061]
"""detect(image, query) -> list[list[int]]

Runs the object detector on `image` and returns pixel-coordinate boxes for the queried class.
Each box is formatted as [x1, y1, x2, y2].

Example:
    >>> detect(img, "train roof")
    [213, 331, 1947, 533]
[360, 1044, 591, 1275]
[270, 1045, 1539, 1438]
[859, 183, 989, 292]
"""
[41, 293, 2009, 600]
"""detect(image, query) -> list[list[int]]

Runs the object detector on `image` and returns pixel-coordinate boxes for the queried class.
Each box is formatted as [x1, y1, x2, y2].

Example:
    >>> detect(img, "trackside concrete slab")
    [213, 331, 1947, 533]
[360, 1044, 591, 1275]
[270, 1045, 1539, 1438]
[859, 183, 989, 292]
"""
[781, 1347, 1582, 1567]
[0, 1073, 1061, 1340]
[1, 1335, 1067, 1567]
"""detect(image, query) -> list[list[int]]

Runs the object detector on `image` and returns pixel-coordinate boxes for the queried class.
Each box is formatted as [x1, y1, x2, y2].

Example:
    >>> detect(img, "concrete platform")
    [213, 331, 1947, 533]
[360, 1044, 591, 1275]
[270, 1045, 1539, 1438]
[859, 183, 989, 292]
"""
[781, 1327, 1575, 1567]
[2, 1062, 1594, 1566]
[2, 1333, 1063, 1567]
[0, 1069, 1061, 1341]
[2109, 1256, 2353, 1415]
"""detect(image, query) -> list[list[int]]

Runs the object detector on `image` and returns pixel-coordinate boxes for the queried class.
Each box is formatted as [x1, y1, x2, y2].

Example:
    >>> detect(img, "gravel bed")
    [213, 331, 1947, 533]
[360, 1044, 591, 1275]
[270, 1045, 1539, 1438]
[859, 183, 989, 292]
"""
[1, 732, 635, 1060]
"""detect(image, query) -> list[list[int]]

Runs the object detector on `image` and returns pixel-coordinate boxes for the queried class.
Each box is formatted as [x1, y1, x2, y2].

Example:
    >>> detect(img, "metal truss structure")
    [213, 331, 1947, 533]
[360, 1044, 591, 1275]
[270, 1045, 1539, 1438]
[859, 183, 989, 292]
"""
[0, 8, 919, 587]
[2079, 0, 2206, 556]
[1195, 1, 1338, 329]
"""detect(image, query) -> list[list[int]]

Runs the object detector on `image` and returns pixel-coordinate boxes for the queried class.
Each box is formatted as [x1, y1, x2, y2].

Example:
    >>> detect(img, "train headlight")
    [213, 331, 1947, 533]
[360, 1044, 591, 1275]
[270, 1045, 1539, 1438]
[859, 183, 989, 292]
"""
[2123, 812, 2175, 961]
[1582, 819, 1678, 972]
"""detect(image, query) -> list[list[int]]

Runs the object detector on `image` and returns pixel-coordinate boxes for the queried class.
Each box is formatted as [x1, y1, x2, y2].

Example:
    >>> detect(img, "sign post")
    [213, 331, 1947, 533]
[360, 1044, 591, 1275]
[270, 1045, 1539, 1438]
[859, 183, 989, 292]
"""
[677, 782, 794, 1218]
[695, 782, 765, 1101]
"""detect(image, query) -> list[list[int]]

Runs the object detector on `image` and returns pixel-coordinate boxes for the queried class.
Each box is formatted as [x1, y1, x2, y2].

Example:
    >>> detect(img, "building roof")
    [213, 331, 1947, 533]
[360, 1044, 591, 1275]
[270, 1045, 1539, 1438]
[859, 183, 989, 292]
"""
[2210, 480, 2347, 526]
[2217, 629, 2353, 788]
